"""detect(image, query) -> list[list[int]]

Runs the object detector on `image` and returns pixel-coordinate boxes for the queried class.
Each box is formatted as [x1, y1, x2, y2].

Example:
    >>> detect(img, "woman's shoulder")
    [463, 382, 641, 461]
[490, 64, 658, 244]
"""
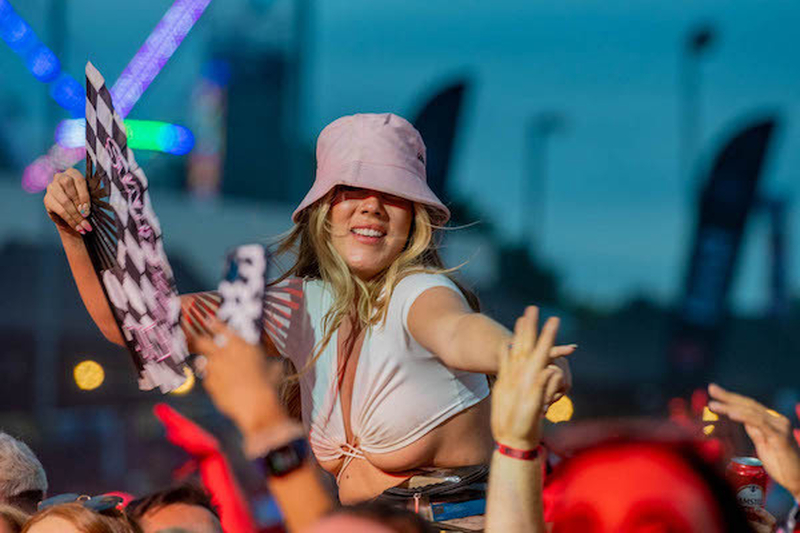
[394, 271, 460, 293]
[390, 271, 465, 315]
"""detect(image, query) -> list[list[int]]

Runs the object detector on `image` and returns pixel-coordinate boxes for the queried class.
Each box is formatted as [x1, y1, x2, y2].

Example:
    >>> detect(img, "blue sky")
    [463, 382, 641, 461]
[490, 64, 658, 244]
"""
[1, 0, 798, 312]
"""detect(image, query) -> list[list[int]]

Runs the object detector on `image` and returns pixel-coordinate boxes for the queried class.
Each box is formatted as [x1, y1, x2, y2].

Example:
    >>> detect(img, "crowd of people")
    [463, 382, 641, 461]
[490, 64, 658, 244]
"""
[5, 112, 796, 532]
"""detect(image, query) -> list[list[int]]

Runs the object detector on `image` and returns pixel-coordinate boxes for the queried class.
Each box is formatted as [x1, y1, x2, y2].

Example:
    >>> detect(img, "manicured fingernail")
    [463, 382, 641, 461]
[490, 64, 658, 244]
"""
[81, 220, 93, 232]
[76, 225, 85, 235]
[80, 204, 90, 217]
[570, 344, 578, 348]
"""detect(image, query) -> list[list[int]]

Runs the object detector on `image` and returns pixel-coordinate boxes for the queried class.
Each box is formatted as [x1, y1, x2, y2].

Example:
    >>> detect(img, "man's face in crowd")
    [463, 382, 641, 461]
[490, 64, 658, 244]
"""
[137, 503, 222, 533]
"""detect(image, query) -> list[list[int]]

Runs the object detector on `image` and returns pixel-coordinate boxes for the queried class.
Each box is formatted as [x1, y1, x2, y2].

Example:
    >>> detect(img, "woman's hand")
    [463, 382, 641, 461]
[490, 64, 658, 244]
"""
[708, 383, 800, 500]
[491, 306, 568, 450]
[194, 320, 288, 438]
[43, 168, 93, 235]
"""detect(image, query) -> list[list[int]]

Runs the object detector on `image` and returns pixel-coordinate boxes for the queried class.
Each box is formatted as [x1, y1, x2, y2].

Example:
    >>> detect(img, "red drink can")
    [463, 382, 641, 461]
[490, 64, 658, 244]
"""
[726, 457, 768, 508]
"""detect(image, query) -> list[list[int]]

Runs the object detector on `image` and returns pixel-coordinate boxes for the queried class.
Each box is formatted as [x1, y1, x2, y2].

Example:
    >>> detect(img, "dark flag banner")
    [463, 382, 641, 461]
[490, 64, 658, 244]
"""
[668, 117, 778, 390]
[216, 244, 269, 345]
[83, 62, 189, 392]
[411, 81, 467, 200]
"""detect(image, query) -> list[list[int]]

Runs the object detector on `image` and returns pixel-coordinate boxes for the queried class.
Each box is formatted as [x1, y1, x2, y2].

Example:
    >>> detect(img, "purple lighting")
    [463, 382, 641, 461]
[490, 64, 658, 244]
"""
[21, 0, 212, 192]
[110, 0, 212, 118]
[21, 158, 54, 193]
[22, 145, 85, 193]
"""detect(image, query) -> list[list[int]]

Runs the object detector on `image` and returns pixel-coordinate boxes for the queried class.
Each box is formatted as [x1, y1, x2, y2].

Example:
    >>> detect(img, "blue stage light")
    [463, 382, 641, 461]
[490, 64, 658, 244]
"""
[26, 44, 61, 82]
[50, 73, 85, 117]
[0, 0, 84, 116]
[158, 124, 195, 155]
[0, 8, 36, 54]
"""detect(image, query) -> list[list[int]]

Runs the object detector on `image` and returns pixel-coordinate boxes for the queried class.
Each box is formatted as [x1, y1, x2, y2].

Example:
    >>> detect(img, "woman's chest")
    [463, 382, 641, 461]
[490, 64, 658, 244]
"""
[336, 319, 365, 443]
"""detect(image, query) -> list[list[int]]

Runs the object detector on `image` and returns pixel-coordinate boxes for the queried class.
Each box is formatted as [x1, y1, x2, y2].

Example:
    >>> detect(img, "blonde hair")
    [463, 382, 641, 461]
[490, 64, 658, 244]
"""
[271, 191, 477, 414]
[0, 504, 28, 533]
[21, 503, 140, 533]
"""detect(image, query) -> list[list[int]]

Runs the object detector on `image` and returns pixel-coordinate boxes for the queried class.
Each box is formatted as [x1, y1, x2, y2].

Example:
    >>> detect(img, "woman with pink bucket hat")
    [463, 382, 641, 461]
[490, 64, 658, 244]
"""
[45, 113, 573, 506]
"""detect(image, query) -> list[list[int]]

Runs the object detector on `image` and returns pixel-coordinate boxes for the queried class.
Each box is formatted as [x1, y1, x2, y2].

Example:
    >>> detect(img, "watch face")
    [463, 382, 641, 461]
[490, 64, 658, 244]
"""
[264, 438, 308, 477]
[268, 447, 299, 472]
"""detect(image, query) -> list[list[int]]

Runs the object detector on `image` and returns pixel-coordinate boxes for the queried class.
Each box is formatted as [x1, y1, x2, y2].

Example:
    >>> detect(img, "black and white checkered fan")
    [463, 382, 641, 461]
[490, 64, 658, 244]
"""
[82, 62, 188, 392]
[216, 245, 270, 345]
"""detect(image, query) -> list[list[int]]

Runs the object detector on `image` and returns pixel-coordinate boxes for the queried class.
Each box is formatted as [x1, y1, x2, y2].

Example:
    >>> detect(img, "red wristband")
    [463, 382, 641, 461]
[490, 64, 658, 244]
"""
[496, 443, 543, 461]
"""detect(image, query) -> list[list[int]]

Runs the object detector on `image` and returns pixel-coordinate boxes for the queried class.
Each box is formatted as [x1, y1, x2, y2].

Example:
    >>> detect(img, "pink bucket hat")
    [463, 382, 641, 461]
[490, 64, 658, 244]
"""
[292, 113, 450, 223]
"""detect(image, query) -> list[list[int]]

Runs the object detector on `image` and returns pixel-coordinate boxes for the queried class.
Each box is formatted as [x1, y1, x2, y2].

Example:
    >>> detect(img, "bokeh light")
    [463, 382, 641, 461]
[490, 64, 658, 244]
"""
[21, 157, 55, 193]
[49, 73, 85, 117]
[73, 360, 105, 391]
[26, 44, 60, 82]
[169, 366, 196, 396]
[702, 406, 719, 422]
[546, 395, 574, 423]
[56, 118, 195, 155]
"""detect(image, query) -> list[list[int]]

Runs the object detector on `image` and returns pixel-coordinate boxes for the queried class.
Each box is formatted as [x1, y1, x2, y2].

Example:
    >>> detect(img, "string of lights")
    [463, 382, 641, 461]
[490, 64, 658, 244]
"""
[0, 0, 84, 117]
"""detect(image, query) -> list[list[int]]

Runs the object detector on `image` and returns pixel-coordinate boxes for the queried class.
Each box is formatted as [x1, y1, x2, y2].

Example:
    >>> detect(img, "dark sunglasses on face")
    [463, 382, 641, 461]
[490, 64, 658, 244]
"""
[38, 493, 124, 513]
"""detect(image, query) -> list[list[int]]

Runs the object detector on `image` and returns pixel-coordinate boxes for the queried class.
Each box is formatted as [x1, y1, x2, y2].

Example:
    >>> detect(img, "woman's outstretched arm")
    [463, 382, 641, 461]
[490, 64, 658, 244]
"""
[407, 286, 574, 393]
[45, 169, 124, 345]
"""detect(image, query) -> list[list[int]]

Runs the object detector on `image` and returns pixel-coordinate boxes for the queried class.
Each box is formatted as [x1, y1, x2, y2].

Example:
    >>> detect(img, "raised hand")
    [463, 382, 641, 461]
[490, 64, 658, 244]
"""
[708, 383, 800, 500]
[491, 306, 568, 450]
[193, 319, 287, 437]
[43, 168, 92, 235]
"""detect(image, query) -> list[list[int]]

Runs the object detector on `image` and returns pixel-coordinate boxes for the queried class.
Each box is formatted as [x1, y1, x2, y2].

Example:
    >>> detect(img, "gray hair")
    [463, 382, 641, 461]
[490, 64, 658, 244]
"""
[0, 432, 47, 501]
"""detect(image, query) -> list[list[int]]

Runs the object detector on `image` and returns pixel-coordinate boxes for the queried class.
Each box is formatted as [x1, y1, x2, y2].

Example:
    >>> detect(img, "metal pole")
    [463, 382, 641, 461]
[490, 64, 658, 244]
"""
[679, 51, 698, 190]
[680, 24, 716, 195]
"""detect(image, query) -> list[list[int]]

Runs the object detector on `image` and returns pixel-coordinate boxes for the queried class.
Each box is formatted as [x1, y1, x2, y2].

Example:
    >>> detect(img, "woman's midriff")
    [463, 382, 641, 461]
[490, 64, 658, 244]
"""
[318, 396, 494, 504]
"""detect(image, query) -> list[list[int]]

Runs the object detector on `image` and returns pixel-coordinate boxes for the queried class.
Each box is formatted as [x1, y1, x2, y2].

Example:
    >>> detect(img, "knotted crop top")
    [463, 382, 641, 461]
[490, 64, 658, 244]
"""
[182, 273, 490, 471]
[262, 273, 490, 467]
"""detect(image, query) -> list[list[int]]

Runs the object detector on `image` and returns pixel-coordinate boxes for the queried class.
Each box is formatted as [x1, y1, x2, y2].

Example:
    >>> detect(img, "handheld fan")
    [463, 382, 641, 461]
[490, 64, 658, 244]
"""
[82, 62, 188, 392]
[216, 245, 270, 345]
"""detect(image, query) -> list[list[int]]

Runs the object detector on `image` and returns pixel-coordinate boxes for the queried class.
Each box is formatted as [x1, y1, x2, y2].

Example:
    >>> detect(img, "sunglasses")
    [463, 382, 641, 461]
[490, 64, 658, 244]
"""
[38, 493, 124, 513]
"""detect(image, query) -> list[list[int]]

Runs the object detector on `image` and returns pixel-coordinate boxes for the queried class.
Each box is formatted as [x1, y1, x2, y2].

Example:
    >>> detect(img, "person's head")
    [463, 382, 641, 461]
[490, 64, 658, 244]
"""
[125, 485, 221, 533]
[547, 440, 752, 533]
[307, 502, 435, 533]
[0, 504, 29, 533]
[287, 113, 451, 280]
[0, 433, 48, 514]
[278, 114, 477, 379]
[21, 503, 138, 533]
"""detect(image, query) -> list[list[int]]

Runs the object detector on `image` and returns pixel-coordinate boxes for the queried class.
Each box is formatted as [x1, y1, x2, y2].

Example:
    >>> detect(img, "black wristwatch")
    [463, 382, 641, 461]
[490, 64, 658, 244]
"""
[258, 438, 309, 478]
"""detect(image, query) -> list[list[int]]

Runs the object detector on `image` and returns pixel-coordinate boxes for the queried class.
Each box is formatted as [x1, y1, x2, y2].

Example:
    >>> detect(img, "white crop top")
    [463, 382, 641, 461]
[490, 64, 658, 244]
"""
[262, 273, 490, 466]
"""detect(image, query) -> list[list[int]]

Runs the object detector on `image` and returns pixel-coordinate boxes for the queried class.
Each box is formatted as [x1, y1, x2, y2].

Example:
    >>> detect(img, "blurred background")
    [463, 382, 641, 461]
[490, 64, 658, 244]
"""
[0, 0, 799, 526]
